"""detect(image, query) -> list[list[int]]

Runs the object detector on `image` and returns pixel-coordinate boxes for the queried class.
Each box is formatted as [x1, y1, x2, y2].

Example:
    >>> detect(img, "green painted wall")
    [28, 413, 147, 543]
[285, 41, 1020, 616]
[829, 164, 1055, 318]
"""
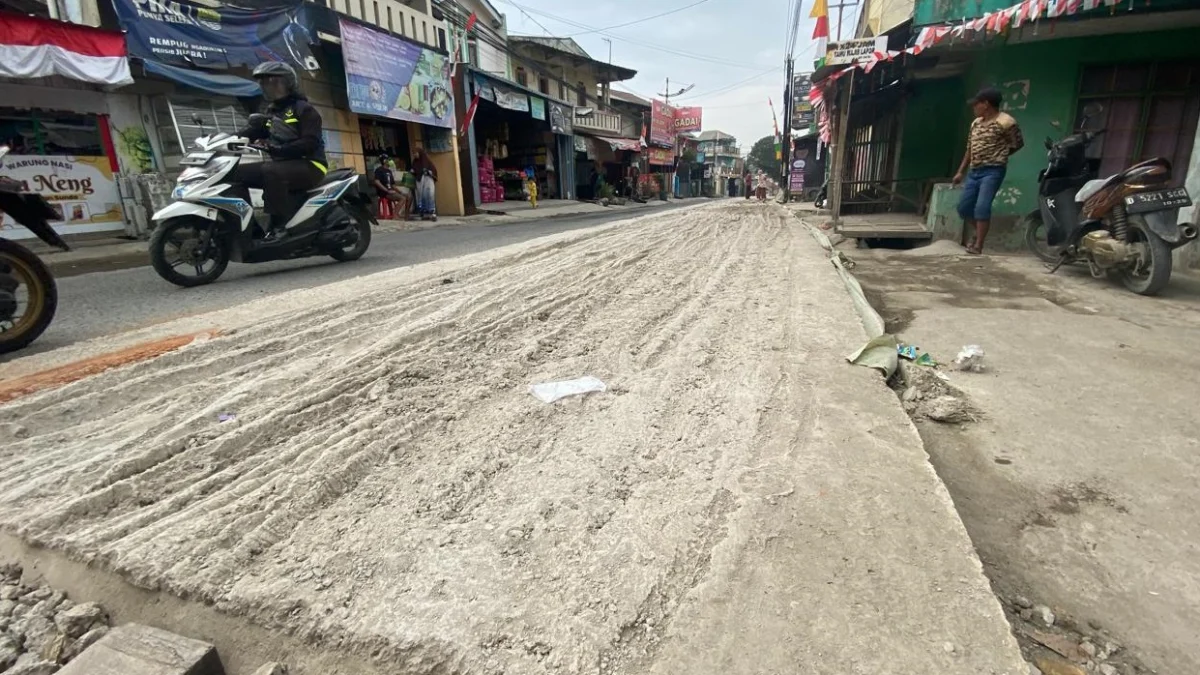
[914, 0, 1198, 26]
[896, 76, 967, 205]
[925, 27, 1200, 219]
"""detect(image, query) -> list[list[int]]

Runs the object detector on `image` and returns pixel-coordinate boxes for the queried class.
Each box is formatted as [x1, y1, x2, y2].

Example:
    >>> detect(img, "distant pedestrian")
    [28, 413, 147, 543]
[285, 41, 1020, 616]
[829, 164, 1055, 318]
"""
[412, 148, 438, 221]
[744, 171, 752, 199]
[953, 87, 1024, 254]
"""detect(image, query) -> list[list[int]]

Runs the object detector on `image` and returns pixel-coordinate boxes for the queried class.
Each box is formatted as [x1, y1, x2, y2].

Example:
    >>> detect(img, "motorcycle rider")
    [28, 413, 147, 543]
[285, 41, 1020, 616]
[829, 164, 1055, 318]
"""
[236, 61, 327, 241]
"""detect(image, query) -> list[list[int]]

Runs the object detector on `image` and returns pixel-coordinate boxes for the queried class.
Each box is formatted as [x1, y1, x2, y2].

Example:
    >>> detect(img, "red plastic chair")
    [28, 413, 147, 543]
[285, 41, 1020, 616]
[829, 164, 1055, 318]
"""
[377, 196, 393, 220]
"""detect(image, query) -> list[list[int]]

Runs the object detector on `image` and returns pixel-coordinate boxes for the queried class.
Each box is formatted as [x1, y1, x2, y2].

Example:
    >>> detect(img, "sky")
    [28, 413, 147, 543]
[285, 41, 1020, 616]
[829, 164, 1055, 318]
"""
[494, 0, 840, 153]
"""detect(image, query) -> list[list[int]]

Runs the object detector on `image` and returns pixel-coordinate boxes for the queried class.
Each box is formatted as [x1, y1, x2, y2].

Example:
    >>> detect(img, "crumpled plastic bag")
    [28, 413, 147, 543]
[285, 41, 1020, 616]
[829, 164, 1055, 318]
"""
[529, 376, 607, 403]
[954, 345, 986, 372]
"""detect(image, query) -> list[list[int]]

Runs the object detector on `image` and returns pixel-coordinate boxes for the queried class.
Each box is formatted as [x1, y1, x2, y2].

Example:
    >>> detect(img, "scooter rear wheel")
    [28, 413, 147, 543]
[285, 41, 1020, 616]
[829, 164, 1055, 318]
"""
[1120, 216, 1172, 296]
[329, 216, 372, 262]
[150, 217, 230, 288]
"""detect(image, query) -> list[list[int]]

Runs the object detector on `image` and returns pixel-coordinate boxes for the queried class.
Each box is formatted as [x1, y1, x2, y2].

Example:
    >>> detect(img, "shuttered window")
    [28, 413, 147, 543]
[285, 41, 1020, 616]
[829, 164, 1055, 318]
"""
[152, 95, 250, 175]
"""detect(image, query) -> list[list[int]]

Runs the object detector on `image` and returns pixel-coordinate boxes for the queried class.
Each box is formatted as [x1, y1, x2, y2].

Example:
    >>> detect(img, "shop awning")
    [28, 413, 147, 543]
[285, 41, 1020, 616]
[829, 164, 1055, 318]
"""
[141, 60, 262, 98]
[596, 136, 643, 152]
[0, 12, 132, 87]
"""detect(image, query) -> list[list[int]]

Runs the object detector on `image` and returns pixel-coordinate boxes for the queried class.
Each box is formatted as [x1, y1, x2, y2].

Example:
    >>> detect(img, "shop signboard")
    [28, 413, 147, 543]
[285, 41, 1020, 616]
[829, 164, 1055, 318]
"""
[0, 155, 124, 239]
[573, 136, 587, 153]
[340, 19, 455, 129]
[549, 102, 573, 135]
[673, 106, 703, 134]
[789, 158, 806, 191]
[492, 84, 530, 113]
[649, 100, 675, 147]
[530, 97, 546, 121]
[113, 0, 319, 72]
[647, 147, 674, 166]
[826, 37, 888, 67]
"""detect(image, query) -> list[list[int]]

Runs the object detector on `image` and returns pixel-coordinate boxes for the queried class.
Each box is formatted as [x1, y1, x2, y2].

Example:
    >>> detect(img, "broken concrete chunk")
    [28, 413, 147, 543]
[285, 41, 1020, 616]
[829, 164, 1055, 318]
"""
[251, 663, 287, 675]
[57, 623, 224, 675]
[7, 655, 61, 675]
[60, 626, 109, 663]
[54, 602, 107, 638]
[1034, 657, 1086, 675]
[1, 633, 21, 670]
[1032, 604, 1056, 627]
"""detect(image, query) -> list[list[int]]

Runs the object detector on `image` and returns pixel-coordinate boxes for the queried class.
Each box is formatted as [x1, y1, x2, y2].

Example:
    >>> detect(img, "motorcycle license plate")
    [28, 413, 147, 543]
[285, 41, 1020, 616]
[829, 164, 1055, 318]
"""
[1125, 187, 1191, 214]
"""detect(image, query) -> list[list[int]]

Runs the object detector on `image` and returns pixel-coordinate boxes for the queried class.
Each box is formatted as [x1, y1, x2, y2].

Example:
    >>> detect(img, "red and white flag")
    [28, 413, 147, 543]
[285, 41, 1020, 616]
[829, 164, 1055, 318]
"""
[0, 13, 131, 87]
[465, 11, 478, 33]
[459, 92, 480, 136]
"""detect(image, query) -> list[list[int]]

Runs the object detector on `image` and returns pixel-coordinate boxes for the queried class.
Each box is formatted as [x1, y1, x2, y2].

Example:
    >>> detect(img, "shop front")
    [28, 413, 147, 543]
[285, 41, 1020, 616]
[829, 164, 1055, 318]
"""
[644, 146, 675, 201]
[467, 71, 575, 208]
[0, 13, 134, 240]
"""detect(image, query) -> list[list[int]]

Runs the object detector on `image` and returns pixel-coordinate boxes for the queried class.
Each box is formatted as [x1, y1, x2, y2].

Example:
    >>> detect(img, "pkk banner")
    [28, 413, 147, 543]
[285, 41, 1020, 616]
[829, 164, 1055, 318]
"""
[113, 0, 318, 71]
[649, 100, 675, 146]
[340, 19, 455, 129]
[549, 102, 573, 135]
[672, 106, 703, 134]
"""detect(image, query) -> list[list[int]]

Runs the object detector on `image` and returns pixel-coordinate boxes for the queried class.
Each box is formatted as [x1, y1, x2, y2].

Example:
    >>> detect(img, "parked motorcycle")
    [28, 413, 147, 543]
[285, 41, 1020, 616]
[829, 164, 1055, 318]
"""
[0, 146, 69, 355]
[1035, 104, 1197, 295]
[149, 114, 375, 288]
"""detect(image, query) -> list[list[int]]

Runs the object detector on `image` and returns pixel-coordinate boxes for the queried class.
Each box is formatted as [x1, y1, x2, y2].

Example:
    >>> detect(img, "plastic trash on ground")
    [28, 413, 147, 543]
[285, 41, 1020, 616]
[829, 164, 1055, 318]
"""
[954, 345, 986, 372]
[529, 376, 607, 403]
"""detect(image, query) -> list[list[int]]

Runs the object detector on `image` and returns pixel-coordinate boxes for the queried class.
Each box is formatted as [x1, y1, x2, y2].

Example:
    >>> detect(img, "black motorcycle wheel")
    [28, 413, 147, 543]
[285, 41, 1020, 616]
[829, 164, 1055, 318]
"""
[150, 217, 230, 288]
[1022, 210, 1061, 264]
[0, 238, 58, 355]
[329, 216, 372, 262]
[1120, 216, 1172, 296]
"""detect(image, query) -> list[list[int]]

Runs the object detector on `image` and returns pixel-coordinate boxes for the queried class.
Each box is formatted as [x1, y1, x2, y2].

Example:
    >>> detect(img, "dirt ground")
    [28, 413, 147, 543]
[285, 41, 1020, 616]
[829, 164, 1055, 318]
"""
[0, 203, 1027, 675]
[851, 239, 1200, 675]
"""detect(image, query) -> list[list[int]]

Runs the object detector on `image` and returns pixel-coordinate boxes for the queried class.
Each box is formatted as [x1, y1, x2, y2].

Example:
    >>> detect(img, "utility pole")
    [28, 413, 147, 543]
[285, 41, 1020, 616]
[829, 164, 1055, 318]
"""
[781, 56, 795, 202]
[830, 0, 859, 41]
[602, 37, 612, 64]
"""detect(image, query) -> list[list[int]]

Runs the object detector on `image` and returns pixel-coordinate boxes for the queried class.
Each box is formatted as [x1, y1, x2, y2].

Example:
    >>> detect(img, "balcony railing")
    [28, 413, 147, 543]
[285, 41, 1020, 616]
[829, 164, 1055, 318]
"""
[573, 108, 622, 135]
[320, 0, 440, 48]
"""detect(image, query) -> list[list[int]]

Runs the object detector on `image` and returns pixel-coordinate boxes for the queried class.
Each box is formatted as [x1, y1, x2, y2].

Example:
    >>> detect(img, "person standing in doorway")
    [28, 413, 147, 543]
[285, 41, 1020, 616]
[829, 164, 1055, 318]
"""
[412, 148, 438, 221]
[953, 87, 1024, 254]
[744, 170, 753, 199]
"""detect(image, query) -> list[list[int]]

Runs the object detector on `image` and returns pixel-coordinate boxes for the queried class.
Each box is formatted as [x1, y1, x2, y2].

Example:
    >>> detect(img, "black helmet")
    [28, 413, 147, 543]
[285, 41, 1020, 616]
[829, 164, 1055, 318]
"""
[252, 61, 298, 100]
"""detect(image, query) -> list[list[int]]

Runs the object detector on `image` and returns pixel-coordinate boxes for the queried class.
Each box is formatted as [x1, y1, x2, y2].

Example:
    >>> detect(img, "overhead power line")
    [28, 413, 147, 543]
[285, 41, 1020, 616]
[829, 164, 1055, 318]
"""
[495, 0, 772, 71]
[567, 0, 711, 37]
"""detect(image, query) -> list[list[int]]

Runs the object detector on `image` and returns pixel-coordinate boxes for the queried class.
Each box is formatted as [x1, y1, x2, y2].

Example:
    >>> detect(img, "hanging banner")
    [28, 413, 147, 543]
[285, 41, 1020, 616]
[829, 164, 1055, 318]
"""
[549, 102, 573, 135]
[650, 100, 675, 146]
[112, 0, 318, 72]
[672, 106, 703, 134]
[0, 155, 124, 239]
[647, 147, 674, 166]
[530, 96, 546, 121]
[340, 19, 454, 129]
[492, 84, 529, 112]
[826, 36, 889, 66]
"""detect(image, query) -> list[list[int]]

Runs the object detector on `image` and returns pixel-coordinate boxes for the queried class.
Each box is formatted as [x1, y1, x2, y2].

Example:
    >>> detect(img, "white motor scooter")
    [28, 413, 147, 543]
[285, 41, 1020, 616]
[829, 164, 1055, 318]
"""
[149, 114, 375, 287]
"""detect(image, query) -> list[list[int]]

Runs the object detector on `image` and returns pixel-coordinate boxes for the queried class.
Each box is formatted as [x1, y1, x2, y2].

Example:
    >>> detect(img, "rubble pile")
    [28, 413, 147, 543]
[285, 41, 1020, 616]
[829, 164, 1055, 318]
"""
[0, 565, 110, 675]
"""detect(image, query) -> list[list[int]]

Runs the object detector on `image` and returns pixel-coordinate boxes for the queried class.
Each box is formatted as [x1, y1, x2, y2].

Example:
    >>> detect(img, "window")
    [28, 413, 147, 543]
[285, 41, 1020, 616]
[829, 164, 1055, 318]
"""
[577, 81, 587, 106]
[0, 110, 103, 156]
[516, 67, 528, 87]
[422, 21, 428, 45]
[558, 81, 566, 101]
[538, 76, 550, 95]
[438, 27, 446, 51]
[1076, 61, 1200, 186]
[411, 16, 416, 37]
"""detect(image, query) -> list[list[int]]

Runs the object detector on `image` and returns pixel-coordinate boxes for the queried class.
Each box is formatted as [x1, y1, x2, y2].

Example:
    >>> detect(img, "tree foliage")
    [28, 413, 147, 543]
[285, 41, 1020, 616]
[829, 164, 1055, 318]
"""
[746, 135, 782, 182]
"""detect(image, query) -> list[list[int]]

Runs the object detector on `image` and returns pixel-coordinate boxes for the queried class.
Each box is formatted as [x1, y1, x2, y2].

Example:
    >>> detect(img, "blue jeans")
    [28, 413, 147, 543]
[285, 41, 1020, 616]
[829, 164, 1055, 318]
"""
[957, 166, 1007, 221]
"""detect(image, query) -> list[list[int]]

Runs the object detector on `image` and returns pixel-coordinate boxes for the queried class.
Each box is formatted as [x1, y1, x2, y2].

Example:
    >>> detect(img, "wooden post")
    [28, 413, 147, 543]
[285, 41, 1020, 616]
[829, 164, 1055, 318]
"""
[829, 70, 854, 225]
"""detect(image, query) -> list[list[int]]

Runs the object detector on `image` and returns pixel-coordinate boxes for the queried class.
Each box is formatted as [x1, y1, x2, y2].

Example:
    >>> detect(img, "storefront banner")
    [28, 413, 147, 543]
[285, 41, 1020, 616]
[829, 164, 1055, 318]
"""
[0, 155, 124, 239]
[113, 0, 318, 72]
[549, 102, 573, 136]
[530, 96, 546, 121]
[340, 19, 454, 129]
[647, 147, 674, 166]
[599, 137, 642, 152]
[789, 159, 806, 191]
[573, 136, 587, 153]
[826, 37, 888, 66]
[650, 99, 675, 146]
[492, 84, 529, 113]
[673, 106, 703, 134]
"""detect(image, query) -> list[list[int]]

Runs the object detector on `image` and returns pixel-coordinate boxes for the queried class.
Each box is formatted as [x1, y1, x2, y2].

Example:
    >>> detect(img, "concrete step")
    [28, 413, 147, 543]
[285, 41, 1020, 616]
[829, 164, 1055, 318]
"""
[58, 623, 224, 675]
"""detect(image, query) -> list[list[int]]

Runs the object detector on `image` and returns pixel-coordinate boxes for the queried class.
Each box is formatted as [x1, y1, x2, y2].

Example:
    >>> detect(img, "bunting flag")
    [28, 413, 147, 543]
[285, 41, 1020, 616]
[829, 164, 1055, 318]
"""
[459, 92, 480, 137]
[810, 0, 830, 69]
[464, 11, 478, 33]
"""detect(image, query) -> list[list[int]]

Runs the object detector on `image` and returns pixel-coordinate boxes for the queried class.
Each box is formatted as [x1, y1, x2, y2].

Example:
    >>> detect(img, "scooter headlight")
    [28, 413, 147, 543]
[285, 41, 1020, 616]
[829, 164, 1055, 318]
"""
[173, 168, 213, 199]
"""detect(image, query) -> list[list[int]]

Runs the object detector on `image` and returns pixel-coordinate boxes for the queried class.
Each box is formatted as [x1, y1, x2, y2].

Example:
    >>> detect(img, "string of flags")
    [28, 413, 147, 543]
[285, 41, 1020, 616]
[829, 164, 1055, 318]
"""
[806, 0, 1136, 142]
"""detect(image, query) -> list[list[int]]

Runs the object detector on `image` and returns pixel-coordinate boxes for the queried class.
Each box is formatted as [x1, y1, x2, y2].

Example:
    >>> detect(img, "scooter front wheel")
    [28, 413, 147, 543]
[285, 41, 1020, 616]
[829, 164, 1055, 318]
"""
[150, 217, 230, 288]
[0, 238, 57, 354]
[1022, 209, 1061, 264]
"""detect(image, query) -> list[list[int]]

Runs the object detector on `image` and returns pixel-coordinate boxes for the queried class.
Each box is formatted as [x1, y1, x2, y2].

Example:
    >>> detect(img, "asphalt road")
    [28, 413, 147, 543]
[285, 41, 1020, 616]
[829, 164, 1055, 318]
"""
[15, 203, 692, 359]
